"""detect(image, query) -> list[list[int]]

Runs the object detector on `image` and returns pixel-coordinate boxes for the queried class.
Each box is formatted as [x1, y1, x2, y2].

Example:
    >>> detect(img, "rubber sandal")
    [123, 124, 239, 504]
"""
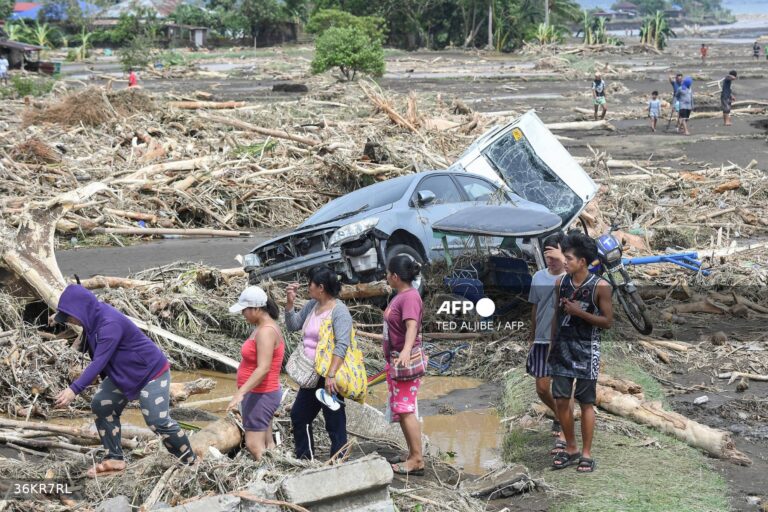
[552, 451, 581, 470]
[577, 457, 597, 473]
[392, 463, 425, 476]
[315, 389, 342, 411]
[550, 440, 567, 455]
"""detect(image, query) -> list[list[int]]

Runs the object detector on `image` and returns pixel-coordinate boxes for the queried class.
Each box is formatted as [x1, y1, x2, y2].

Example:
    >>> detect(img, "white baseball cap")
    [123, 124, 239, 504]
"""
[229, 286, 268, 313]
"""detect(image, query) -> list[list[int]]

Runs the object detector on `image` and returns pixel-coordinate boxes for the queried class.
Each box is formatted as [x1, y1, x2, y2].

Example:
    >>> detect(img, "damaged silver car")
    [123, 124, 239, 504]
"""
[244, 111, 598, 285]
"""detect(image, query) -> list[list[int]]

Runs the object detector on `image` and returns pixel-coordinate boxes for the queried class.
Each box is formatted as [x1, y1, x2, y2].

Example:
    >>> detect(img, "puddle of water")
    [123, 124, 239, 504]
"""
[423, 408, 503, 475]
[365, 376, 485, 407]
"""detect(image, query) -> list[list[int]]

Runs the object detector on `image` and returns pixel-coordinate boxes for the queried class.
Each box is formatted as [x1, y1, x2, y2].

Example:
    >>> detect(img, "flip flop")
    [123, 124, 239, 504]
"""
[552, 451, 581, 470]
[391, 463, 425, 476]
[577, 457, 597, 473]
[86, 461, 126, 478]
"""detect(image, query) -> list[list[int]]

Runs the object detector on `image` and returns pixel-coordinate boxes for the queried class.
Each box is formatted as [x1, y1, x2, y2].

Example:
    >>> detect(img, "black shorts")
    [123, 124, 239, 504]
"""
[720, 97, 732, 114]
[679, 109, 691, 119]
[551, 376, 597, 404]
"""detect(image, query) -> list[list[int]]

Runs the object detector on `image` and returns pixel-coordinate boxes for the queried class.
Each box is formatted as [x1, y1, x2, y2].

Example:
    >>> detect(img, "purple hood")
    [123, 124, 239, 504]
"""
[58, 285, 168, 400]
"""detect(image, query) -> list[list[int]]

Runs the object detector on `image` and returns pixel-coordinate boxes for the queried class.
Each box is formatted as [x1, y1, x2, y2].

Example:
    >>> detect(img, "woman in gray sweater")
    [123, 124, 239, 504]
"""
[285, 265, 352, 459]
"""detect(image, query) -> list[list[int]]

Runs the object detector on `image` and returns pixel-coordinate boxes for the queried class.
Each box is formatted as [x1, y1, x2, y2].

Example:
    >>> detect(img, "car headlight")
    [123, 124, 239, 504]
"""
[603, 248, 622, 264]
[244, 253, 262, 268]
[329, 218, 379, 247]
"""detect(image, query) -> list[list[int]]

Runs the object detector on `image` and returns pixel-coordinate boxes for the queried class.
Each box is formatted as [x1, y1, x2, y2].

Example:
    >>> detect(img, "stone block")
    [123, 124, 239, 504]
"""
[280, 454, 394, 511]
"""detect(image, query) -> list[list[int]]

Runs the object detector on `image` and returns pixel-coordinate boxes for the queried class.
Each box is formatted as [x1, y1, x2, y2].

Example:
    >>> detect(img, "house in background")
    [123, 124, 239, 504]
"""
[94, 0, 210, 48]
[612, 1, 640, 18]
[664, 5, 686, 19]
[9, 0, 100, 21]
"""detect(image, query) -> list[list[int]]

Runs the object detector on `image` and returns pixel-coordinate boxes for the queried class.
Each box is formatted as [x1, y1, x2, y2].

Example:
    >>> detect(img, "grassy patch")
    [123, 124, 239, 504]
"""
[501, 356, 728, 512]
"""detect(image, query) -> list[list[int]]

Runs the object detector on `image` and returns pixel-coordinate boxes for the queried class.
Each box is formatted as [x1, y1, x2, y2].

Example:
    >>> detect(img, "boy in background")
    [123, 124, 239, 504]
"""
[648, 90, 661, 132]
[549, 233, 613, 473]
[527, 233, 569, 455]
[700, 44, 708, 64]
[591, 72, 607, 121]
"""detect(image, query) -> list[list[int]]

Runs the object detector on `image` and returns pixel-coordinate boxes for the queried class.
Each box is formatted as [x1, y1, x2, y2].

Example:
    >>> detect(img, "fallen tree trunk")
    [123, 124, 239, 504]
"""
[190, 416, 242, 459]
[0, 419, 139, 448]
[664, 299, 728, 315]
[596, 385, 751, 465]
[198, 113, 320, 147]
[639, 338, 690, 352]
[545, 120, 616, 132]
[169, 378, 216, 402]
[168, 101, 245, 110]
[598, 374, 644, 396]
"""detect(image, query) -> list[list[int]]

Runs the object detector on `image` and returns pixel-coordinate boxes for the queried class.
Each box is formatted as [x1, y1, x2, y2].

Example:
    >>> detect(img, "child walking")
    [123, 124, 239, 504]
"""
[548, 233, 613, 473]
[648, 91, 661, 132]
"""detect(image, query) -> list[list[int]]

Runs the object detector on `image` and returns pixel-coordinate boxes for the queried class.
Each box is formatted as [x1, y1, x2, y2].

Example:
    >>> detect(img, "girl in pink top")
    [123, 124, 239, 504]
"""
[384, 255, 425, 476]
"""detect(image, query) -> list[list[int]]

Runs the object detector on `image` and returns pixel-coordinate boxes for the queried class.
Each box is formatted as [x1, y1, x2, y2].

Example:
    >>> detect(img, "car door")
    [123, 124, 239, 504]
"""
[412, 174, 475, 260]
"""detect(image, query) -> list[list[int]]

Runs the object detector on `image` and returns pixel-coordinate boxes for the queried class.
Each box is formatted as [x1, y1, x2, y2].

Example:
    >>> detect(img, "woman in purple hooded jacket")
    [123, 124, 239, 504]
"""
[53, 284, 196, 477]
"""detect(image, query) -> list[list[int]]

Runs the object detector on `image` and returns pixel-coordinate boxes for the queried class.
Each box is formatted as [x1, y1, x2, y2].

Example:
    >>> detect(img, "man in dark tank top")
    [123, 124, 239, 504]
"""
[548, 233, 613, 473]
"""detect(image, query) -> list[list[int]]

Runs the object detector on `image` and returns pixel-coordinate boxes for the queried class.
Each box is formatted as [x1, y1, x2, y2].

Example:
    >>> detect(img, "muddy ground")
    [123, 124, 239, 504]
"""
[33, 31, 768, 511]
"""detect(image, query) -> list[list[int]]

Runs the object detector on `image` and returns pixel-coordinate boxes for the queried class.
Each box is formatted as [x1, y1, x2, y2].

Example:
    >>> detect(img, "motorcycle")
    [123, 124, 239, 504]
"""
[590, 224, 653, 335]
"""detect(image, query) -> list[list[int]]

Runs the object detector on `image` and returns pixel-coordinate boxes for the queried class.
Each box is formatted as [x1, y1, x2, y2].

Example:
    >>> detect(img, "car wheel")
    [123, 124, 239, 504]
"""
[386, 243, 425, 293]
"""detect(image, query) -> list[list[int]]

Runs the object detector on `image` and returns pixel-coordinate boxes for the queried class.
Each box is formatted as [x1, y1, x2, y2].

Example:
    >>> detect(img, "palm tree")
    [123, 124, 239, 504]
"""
[75, 28, 92, 61]
[4, 22, 27, 41]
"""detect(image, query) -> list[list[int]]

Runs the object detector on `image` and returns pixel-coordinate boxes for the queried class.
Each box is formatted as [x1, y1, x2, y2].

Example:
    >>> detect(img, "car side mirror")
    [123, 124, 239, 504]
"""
[417, 190, 436, 207]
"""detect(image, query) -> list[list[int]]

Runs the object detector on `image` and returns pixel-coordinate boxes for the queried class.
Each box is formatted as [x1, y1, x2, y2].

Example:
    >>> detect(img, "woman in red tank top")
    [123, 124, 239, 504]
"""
[228, 286, 285, 460]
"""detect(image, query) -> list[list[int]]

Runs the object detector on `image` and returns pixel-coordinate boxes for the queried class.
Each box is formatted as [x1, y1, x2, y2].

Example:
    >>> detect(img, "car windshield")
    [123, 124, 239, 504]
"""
[482, 132, 583, 226]
[300, 175, 412, 227]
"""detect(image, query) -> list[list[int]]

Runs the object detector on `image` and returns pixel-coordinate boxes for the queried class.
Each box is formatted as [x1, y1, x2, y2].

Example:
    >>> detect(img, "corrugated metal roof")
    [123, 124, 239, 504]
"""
[99, 0, 203, 18]
[13, 2, 41, 12]
[0, 40, 44, 51]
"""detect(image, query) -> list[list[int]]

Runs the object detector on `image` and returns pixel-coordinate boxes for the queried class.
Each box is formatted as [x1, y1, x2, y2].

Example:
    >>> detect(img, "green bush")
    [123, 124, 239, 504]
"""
[119, 35, 157, 71]
[9, 75, 55, 97]
[311, 26, 384, 81]
[306, 9, 387, 44]
[159, 50, 187, 68]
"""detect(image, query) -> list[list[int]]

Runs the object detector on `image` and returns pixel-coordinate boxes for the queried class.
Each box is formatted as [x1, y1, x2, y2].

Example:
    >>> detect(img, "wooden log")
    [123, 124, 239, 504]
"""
[190, 416, 242, 459]
[719, 372, 768, 385]
[198, 113, 320, 147]
[176, 395, 233, 409]
[639, 340, 670, 364]
[0, 434, 91, 453]
[339, 280, 391, 300]
[595, 385, 751, 465]
[0, 419, 138, 449]
[89, 227, 250, 237]
[640, 339, 690, 352]
[664, 299, 728, 315]
[168, 101, 245, 110]
[103, 208, 174, 227]
[79, 276, 160, 290]
[598, 374, 643, 395]
[713, 179, 741, 194]
[545, 120, 616, 132]
[169, 378, 216, 402]
[132, 318, 239, 370]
